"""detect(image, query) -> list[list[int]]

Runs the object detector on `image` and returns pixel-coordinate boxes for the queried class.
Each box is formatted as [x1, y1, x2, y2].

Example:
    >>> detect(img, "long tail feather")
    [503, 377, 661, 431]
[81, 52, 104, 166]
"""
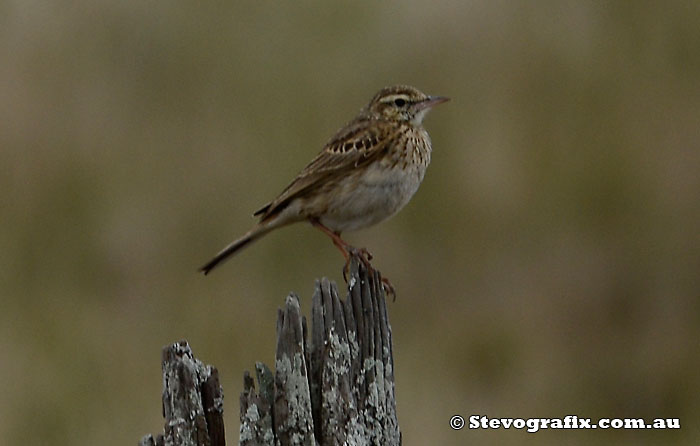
[199, 223, 274, 275]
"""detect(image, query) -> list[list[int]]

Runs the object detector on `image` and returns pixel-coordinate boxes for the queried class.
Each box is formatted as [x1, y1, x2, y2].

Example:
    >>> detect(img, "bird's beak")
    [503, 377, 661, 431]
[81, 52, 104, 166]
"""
[415, 95, 450, 111]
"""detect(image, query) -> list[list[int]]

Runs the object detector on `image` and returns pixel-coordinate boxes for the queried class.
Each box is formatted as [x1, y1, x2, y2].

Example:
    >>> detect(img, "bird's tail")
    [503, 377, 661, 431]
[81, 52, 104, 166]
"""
[199, 221, 277, 275]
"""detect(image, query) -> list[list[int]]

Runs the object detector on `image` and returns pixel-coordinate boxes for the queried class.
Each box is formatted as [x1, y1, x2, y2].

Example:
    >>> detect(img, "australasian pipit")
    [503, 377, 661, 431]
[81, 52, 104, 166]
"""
[200, 85, 448, 292]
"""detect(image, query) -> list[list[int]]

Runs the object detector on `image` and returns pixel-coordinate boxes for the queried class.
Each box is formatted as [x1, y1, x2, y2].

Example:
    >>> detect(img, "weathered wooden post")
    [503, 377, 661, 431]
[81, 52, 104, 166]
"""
[139, 341, 225, 446]
[140, 256, 400, 445]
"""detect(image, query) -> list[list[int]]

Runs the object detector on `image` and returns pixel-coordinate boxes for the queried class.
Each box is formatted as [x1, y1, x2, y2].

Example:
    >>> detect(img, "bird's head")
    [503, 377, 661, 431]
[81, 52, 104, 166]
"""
[364, 85, 449, 125]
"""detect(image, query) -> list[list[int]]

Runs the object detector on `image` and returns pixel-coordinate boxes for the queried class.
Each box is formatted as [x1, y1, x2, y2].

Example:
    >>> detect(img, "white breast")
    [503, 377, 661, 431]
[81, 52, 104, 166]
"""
[319, 159, 428, 233]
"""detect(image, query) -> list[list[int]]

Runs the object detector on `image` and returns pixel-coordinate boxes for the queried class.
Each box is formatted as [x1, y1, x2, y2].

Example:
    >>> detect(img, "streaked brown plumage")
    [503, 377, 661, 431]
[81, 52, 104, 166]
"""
[200, 85, 448, 277]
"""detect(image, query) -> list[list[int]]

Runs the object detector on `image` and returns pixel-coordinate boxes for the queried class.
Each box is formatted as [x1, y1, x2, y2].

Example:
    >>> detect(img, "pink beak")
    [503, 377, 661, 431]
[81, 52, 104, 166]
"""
[415, 95, 450, 111]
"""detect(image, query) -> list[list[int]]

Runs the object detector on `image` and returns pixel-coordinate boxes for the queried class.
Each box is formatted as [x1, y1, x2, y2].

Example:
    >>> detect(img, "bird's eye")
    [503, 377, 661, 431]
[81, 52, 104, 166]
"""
[394, 98, 406, 107]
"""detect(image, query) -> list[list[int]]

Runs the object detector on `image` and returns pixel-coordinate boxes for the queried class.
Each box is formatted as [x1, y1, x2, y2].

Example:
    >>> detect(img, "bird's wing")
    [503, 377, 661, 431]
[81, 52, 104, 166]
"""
[254, 119, 401, 221]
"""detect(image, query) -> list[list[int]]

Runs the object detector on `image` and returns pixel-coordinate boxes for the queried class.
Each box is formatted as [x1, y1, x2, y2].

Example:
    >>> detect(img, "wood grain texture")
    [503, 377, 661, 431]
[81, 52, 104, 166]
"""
[140, 341, 225, 446]
[142, 254, 399, 446]
[240, 256, 400, 445]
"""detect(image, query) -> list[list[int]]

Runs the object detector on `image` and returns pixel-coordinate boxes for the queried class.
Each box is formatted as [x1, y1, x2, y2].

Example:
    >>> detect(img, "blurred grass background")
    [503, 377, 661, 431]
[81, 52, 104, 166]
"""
[1, 1, 699, 444]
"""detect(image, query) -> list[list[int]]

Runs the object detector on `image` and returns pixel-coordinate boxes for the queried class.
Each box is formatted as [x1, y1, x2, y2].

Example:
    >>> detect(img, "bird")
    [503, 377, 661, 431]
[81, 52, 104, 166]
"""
[199, 85, 448, 283]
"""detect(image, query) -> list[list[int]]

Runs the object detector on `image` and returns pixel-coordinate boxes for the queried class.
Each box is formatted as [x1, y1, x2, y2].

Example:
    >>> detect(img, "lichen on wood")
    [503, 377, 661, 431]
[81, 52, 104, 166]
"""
[140, 254, 400, 446]
[240, 256, 400, 445]
[139, 340, 225, 446]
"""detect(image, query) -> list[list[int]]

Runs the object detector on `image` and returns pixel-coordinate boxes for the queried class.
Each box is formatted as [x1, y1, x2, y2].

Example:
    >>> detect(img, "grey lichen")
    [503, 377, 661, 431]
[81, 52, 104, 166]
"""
[275, 353, 314, 432]
[237, 255, 399, 445]
[141, 341, 225, 446]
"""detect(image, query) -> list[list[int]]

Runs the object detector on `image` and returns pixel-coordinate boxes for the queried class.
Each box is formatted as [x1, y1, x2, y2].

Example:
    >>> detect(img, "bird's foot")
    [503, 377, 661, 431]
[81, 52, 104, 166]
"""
[342, 247, 396, 301]
[342, 246, 374, 281]
[380, 276, 396, 302]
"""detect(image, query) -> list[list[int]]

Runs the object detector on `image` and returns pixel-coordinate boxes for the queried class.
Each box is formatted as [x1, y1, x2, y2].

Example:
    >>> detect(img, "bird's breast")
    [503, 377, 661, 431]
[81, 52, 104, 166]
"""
[318, 134, 431, 233]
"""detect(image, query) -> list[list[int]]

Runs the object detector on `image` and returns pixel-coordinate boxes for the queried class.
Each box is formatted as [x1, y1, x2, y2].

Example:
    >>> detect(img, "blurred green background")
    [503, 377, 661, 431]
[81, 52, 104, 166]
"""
[2, 1, 699, 445]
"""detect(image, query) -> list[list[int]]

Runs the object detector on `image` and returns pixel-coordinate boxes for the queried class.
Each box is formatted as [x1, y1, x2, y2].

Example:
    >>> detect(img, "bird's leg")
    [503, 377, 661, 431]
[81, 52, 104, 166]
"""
[309, 219, 394, 298]
[310, 218, 351, 257]
[309, 218, 374, 280]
